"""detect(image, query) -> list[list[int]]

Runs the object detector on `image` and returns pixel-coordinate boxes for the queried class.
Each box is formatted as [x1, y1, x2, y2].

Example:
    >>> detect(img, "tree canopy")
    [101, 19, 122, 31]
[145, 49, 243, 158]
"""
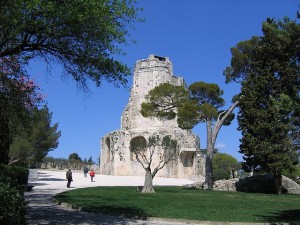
[69, 153, 82, 161]
[9, 105, 61, 167]
[0, 0, 141, 89]
[0, 0, 141, 165]
[141, 82, 238, 189]
[224, 18, 300, 194]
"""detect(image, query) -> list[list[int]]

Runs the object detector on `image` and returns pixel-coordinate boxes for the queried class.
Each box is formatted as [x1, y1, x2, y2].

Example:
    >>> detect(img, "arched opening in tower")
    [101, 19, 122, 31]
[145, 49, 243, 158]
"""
[105, 137, 111, 163]
[129, 136, 147, 161]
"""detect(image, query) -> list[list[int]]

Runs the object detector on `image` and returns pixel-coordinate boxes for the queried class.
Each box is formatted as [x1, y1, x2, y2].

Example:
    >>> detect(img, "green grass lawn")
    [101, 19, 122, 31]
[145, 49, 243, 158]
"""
[53, 186, 300, 223]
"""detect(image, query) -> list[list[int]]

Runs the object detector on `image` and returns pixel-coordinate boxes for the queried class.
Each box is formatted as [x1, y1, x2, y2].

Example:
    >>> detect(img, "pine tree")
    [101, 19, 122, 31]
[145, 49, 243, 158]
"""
[224, 18, 300, 194]
[9, 106, 61, 167]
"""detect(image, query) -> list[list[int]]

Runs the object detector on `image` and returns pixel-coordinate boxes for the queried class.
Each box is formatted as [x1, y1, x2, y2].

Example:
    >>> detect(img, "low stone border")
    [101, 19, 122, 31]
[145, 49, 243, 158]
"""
[189, 175, 300, 194]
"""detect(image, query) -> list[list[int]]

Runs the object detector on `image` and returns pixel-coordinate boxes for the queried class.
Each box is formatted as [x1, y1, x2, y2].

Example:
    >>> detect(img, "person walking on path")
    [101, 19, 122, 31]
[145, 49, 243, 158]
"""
[83, 166, 89, 177]
[89, 169, 95, 182]
[66, 169, 73, 188]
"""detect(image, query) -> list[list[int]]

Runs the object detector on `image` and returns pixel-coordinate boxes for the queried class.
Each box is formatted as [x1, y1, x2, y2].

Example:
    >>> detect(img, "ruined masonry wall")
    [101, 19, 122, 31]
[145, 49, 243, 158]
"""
[121, 55, 186, 130]
[100, 55, 205, 179]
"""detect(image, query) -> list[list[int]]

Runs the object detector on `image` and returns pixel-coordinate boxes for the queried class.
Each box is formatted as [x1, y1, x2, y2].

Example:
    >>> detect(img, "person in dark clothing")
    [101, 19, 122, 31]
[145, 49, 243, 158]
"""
[83, 166, 89, 177]
[66, 169, 73, 188]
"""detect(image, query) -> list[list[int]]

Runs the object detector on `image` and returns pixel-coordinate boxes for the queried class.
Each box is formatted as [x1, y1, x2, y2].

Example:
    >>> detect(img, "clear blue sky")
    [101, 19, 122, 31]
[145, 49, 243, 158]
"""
[28, 1, 299, 162]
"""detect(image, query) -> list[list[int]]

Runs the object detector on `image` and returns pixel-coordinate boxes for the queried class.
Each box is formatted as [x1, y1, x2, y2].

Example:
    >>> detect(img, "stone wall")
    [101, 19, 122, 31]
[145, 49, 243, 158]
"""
[101, 128, 203, 178]
[190, 175, 300, 194]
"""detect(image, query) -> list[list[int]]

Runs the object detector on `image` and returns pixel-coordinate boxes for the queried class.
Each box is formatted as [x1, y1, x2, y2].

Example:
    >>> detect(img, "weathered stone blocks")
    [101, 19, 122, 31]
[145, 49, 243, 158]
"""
[100, 55, 205, 179]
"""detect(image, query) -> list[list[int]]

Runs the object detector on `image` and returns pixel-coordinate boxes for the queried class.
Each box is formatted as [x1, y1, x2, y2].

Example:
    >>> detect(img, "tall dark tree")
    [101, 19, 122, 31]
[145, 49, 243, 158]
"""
[224, 18, 300, 194]
[274, 94, 300, 151]
[88, 156, 93, 166]
[141, 82, 238, 189]
[9, 106, 61, 167]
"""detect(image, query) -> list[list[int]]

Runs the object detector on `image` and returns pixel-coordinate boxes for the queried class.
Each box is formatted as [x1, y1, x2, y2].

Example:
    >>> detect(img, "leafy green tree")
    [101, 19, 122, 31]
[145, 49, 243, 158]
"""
[130, 134, 179, 193]
[212, 153, 239, 181]
[0, 56, 44, 164]
[43, 156, 55, 169]
[56, 158, 68, 170]
[0, 0, 141, 164]
[68, 153, 82, 161]
[141, 82, 238, 189]
[9, 106, 61, 167]
[68, 153, 82, 170]
[0, 0, 141, 89]
[141, 83, 189, 120]
[224, 18, 300, 194]
[181, 82, 238, 189]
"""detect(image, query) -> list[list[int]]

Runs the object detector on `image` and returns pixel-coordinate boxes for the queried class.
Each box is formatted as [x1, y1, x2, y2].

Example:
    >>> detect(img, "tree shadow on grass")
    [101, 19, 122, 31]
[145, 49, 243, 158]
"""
[257, 209, 300, 224]
[83, 206, 149, 220]
[26, 190, 148, 225]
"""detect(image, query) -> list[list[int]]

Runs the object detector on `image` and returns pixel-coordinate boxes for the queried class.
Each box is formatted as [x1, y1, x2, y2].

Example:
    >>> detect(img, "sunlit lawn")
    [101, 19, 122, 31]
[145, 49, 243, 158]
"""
[53, 186, 300, 223]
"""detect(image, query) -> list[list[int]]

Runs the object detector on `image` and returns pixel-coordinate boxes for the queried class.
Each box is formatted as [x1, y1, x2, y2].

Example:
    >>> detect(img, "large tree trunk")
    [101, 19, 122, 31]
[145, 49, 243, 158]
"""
[203, 102, 239, 189]
[0, 110, 10, 164]
[205, 148, 213, 189]
[205, 119, 214, 189]
[142, 168, 155, 193]
[275, 174, 283, 194]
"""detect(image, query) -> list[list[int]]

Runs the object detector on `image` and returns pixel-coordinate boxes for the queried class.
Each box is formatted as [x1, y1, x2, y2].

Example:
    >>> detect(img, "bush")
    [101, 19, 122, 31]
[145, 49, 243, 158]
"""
[0, 183, 26, 225]
[213, 168, 230, 181]
[0, 164, 29, 187]
[283, 166, 300, 184]
[0, 164, 28, 225]
[212, 153, 239, 181]
[236, 174, 277, 194]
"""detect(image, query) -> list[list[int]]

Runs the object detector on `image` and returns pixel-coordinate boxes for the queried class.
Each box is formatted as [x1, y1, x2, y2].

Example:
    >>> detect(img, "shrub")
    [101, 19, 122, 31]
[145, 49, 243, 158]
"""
[283, 166, 300, 184]
[0, 164, 28, 225]
[0, 164, 29, 187]
[212, 153, 239, 181]
[213, 168, 230, 181]
[0, 183, 26, 225]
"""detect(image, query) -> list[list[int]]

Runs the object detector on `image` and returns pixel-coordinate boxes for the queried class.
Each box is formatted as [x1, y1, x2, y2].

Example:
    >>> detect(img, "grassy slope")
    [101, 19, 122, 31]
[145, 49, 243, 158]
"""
[53, 186, 300, 223]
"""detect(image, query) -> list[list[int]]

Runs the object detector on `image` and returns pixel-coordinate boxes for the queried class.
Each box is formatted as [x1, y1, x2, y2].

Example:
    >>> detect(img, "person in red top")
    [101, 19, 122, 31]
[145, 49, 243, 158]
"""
[89, 169, 95, 182]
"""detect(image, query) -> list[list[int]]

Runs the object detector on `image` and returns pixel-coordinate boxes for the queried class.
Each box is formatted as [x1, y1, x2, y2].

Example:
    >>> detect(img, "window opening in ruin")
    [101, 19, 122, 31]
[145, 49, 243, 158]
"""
[180, 151, 194, 167]
[105, 138, 111, 163]
[130, 136, 146, 161]
[154, 55, 166, 61]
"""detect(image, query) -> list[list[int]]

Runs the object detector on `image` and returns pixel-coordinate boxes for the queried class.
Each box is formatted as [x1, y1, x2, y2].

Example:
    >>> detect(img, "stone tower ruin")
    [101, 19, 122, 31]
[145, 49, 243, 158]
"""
[100, 55, 205, 179]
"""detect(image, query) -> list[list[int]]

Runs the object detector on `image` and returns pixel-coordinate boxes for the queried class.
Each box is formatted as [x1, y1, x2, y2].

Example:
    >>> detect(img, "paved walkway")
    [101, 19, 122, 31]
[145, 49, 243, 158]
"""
[25, 170, 275, 225]
[25, 170, 203, 225]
